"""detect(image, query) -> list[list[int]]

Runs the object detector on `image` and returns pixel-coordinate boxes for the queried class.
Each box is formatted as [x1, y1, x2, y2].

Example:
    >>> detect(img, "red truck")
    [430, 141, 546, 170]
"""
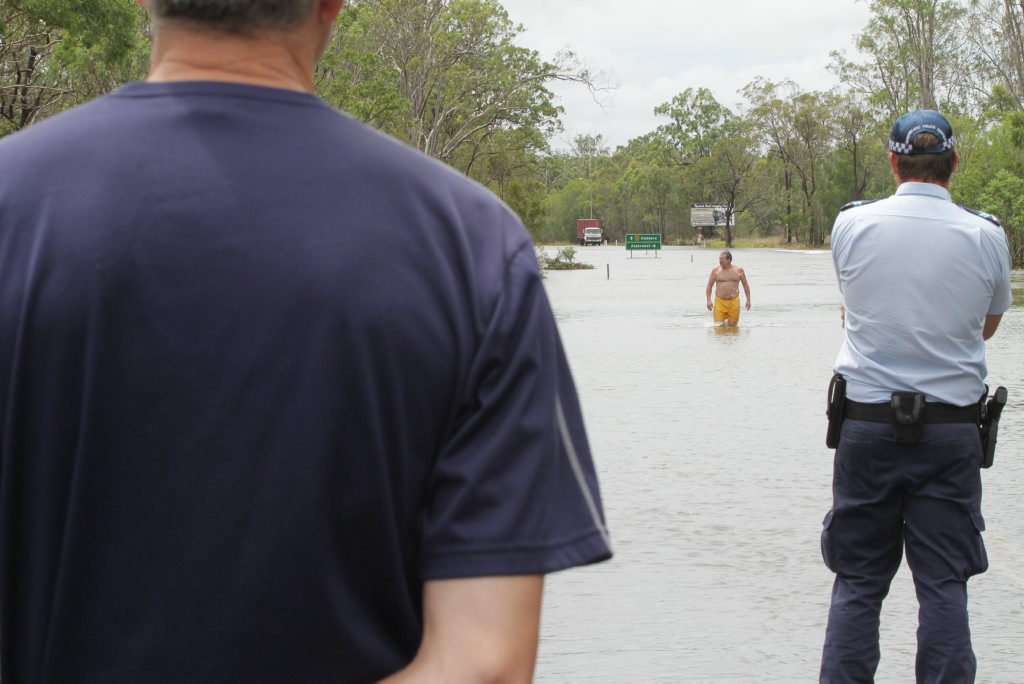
[576, 218, 604, 246]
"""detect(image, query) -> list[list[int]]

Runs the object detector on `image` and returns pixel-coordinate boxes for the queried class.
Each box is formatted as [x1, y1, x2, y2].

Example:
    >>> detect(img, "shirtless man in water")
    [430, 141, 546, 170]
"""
[705, 250, 751, 326]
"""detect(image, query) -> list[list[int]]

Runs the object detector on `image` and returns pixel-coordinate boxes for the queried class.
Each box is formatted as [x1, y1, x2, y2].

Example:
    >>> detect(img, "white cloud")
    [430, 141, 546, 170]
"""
[501, 0, 872, 148]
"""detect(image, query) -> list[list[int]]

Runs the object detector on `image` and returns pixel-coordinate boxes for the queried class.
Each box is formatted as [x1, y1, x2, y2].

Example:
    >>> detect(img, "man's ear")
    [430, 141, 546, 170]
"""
[317, 0, 344, 23]
[888, 151, 901, 183]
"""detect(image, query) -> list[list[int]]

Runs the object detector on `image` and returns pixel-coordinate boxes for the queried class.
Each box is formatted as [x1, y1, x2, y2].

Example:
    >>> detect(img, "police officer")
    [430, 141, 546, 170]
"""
[820, 110, 1013, 683]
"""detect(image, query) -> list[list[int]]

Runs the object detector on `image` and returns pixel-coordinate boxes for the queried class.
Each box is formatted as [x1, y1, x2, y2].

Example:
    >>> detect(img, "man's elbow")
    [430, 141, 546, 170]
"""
[379, 651, 534, 684]
[468, 660, 535, 684]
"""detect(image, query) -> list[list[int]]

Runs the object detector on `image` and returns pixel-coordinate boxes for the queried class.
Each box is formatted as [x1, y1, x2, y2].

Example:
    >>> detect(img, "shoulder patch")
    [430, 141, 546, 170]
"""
[839, 199, 881, 212]
[958, 205, 1002, 227]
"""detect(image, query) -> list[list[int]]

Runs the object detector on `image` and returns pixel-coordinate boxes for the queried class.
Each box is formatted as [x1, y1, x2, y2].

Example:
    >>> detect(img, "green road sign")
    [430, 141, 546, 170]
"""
[625, 233, 662, 250]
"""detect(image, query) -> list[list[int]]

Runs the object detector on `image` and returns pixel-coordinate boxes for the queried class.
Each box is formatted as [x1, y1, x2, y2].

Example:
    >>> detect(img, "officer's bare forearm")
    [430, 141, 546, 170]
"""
[983, 313, 1002, 340]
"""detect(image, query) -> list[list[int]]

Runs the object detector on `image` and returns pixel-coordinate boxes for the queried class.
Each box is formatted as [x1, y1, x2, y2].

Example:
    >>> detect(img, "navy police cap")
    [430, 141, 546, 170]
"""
[889, 110, 955, 155]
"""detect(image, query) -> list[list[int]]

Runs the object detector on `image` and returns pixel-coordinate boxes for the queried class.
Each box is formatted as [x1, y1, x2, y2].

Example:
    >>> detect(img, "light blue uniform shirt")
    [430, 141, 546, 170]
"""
[832, 182, 1013, 405]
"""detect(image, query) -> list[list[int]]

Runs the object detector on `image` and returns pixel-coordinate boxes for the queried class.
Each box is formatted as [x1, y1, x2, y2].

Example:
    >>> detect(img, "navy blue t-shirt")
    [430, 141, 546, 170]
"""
[0, 81, 611, 682]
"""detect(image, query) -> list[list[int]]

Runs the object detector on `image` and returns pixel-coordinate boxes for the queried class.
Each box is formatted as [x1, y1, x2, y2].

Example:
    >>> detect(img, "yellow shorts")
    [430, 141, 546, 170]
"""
[713, 296, 740, 324]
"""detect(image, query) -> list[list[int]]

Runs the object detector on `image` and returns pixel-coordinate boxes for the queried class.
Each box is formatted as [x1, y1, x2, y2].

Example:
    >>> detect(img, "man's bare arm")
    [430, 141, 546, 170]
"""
[379, 575, 544, 683]
[739, 269, 751, 309]
[983, 313, 1003, 340]
[706, 269, 718, 309]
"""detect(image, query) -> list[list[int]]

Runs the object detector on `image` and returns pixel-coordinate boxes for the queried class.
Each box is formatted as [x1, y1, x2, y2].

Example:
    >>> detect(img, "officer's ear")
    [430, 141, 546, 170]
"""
[888, 152, 902, 183]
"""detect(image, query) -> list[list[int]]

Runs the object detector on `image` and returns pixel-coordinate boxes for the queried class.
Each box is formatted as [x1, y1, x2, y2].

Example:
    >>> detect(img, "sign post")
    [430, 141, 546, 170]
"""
[625, 233, 662, 257]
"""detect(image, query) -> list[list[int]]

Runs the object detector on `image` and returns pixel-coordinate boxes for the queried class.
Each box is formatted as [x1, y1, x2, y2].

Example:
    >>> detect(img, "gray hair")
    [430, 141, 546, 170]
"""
[147, 0, 317, 32]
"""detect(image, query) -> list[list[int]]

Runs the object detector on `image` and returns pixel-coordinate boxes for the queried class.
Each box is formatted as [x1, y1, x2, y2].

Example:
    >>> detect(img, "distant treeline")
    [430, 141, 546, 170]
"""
[3, 0, 1021, 266]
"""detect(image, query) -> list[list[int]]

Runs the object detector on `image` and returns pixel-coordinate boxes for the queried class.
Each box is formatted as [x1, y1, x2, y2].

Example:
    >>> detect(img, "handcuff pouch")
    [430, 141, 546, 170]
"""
[891, 392, 925, 443]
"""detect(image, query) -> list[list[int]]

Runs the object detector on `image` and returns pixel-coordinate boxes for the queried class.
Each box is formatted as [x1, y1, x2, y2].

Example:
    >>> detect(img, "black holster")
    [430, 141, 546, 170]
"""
[826, 374, 846, 449]
[980, 386, 1008, 468]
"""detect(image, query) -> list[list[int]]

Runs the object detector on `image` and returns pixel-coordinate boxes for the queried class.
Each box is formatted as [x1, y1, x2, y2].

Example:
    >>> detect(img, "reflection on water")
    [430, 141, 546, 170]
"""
[537, 245, 1024, 683]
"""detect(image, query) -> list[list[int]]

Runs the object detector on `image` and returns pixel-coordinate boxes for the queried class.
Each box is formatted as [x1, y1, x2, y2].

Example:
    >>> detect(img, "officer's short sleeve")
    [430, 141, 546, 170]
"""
[830, 214, 851, 295]
[420, 243, 611, 579]
[984, 226, 1013, 315]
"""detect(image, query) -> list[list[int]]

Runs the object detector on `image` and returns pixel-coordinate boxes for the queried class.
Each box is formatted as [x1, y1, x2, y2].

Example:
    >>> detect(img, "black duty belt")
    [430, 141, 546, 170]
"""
[845, 399, 979, 424]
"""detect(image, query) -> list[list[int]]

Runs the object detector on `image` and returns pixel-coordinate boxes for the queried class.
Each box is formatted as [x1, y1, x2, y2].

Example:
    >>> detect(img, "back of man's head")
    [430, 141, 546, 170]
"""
[146, 0, 315, 32]
[889, 109, 957, 184]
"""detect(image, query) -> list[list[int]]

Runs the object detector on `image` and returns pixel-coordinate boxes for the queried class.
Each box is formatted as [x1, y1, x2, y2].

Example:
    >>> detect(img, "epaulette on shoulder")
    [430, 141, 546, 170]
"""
[958, 205, 1002, 227]
[839, 199, 881, 212]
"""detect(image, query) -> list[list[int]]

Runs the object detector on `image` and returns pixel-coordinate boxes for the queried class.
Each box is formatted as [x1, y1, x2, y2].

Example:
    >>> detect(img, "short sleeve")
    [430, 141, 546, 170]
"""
[984, 226, 1013, 315]
[419, 243, 612, 579]
[830, 214, 851, 295]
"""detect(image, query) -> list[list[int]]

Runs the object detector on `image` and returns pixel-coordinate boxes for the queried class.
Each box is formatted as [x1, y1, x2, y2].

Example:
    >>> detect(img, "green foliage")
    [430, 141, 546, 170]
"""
[654, 87, 733, 162]
[318, 0, 584, 172]
[955, 169, 1024, 267]
[847, 0, 967, 114]
[5, 0, 1024, 269]
[12, 0, 139, 61]
[538, 246, 593, 270]
[1, 0, 147, 133]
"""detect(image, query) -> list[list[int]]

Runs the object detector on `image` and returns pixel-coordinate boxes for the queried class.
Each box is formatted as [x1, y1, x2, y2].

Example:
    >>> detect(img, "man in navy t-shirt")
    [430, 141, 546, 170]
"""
[0, 1, 611, 681]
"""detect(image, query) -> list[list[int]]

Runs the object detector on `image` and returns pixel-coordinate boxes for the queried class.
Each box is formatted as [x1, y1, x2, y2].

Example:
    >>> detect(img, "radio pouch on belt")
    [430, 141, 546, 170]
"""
[891, 392, 926, 443]
[826, 374, 846, 449]
[980, 386, 1008, 468]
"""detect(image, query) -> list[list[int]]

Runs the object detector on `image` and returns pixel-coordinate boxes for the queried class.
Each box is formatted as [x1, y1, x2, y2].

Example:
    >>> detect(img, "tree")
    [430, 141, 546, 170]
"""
[744, 79, 835, 244]
[319, 0, 602, 172]
[1, 0, 146, 136]
[697, 120, 762, 248]
[654, 87, 733, 164]
[829, 92, 884, 202]
[829, 0, 968, 118]
[975, 170, 1024, 267]
[953, 116, 1024, 268]
[965, 0, 1024, 110]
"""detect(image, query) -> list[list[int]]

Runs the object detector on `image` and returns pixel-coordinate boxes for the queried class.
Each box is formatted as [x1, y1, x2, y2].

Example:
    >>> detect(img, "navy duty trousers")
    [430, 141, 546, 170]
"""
[820, 420, 988, 683]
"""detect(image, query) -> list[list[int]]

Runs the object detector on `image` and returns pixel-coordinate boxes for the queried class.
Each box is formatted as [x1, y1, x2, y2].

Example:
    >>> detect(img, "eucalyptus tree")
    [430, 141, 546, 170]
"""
[650, 88, 738, 241]
[654, 87, 733, 164]
[829, 0, 968, 119]
[744, 79, 836, 244]
[539, 134, 620, 242]
[1, 0, 145, 135]
[974, 170, 1024, 266]
[611, 132, 689, 240]
[964, 0, 1024, 110]
[461, 125, 550, 237]
[567, 133, 607, 220]
[695, 118, 763, 248]
[829, 91, 886, 202]
[742, 156, 790, 237]
[949, 116, 1024, 267]
[319, 0, 599, 174]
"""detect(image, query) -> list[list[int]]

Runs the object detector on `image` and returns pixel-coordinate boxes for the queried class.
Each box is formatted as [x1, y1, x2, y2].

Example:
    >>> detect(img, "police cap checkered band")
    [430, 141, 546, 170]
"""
[888, 110, 955, 155]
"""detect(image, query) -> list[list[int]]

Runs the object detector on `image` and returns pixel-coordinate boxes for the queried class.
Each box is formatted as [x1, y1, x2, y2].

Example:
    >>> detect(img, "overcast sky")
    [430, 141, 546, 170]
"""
[499, 0, 873, 150]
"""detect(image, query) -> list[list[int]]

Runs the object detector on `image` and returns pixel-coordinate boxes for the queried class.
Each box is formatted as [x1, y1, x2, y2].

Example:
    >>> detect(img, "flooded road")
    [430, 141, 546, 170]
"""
[535, 245, 1024, 683]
